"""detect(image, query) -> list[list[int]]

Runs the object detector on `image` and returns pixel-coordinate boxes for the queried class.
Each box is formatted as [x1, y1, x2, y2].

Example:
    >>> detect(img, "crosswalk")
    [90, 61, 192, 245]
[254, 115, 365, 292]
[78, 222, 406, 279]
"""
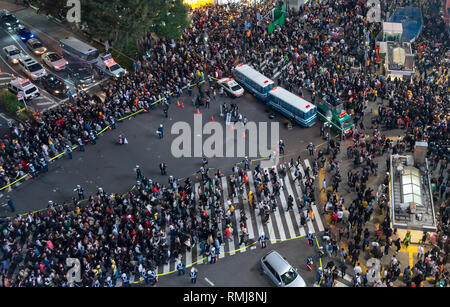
[117, 159, 325, 284]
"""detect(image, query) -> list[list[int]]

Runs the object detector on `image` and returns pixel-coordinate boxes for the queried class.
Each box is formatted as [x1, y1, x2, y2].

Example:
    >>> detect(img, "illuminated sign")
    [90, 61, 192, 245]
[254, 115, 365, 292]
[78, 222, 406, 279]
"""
[183, 0, 213, 8]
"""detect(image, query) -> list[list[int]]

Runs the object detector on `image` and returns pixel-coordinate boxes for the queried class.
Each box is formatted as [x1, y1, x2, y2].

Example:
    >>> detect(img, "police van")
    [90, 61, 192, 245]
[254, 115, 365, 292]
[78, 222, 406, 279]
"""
[96, 52, 127, 77]
[8, 77, 40, 100]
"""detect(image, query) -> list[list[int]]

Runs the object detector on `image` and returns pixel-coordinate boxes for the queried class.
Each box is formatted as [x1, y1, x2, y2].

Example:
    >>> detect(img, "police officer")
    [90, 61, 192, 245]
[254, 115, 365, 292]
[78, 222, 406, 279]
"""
[74, 185, 85, 200]
[159, 162, 167, 175]
[40, 158, 48, 173]
[243, 156, 250, 170]
[258, 233, 269, 248]
[190, 267, 198, 284]
[163, 101, 169, 118]
[121, 273, 130, 287]
[135, 165, 143, 180]
[307, 231, 315, 246]
[307, 142, 315, 156]
[77, 137, 85, 152]
[176, 260, 185, 275]
[106, 276, 115, 287]
[157, 124, 164, 139]
[149, 269, 157, 286]
[66, 145, 73, 159]
[279, 140, 285, 155]
[89, 131, 97, 144]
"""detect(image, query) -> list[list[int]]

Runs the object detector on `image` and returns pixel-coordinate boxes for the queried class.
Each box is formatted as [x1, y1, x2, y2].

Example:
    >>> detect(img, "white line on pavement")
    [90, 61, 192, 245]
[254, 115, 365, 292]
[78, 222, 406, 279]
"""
[204, 277, 215, 286]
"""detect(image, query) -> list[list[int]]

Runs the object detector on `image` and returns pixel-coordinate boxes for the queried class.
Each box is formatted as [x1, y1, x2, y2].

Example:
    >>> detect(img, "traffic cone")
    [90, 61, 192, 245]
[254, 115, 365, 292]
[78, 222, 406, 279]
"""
[211, 116, 214, 122]
[177, 100, 181, 107]
[301, 92, 304, 98]
[181, 102, 184, 108]
[196, 108, 200, 114]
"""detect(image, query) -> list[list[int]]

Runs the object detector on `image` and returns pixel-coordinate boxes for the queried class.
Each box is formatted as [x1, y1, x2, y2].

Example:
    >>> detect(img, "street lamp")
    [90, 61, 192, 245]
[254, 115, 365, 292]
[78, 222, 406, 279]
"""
[325, 110, 332, 155]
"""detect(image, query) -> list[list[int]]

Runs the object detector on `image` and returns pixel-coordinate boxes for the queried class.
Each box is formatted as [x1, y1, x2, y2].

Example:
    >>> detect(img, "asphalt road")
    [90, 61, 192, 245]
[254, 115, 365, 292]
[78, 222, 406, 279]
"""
[2, 86, 322, 215]
[153, 237, 318, 287]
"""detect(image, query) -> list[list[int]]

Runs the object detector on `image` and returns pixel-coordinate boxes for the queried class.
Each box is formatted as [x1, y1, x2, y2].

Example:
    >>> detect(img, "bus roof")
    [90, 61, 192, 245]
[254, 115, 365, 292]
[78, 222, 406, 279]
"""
[59, 36, 97, 54]
[234, 64, 274, 88]
[269, 87, 316, 113]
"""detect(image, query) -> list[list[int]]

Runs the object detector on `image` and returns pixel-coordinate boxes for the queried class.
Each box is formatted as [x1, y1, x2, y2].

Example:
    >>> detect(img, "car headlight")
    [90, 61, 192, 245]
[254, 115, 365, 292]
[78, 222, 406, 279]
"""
[54, 90, 60, 94]
[12, 59, 18, 64]
[5, 22, 10, 26]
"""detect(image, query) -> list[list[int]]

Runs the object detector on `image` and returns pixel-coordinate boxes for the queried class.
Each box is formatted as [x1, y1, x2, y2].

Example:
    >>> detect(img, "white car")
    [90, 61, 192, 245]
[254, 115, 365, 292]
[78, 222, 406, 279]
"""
[8, 77, 40, 100]
[218, 77, 244, 97]
[3, 45, 22, 64]
[18, 56, 47, 80]
[42, 52, 68, 71]
[26, 38, 47, 55]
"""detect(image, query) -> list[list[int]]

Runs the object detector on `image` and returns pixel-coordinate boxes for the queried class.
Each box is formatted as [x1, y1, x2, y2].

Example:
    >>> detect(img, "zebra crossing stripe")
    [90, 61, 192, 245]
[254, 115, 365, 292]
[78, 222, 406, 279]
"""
[335, 280, 347, 287]
[311, 204, 324, 232]
[234, 209, 246, 253]
[282, 165, 305, 236]
[276, 178, 294, 238]
[185, 248, 193, 266]
[163, 263, 170, 274]
[239, 181, 256, 250]
[264, 168, 287, 242]
[221, 177, 235, 256]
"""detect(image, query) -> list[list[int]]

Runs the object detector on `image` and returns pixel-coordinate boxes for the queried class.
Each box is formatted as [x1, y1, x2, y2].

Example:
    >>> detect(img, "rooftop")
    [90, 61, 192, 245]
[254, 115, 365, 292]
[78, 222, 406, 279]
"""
[390, 154, 436, 232]
[386, 41, 415, 73]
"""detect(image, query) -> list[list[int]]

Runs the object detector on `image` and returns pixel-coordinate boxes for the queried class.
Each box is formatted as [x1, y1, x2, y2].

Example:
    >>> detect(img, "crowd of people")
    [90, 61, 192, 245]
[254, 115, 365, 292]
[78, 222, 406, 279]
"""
[0, 0, 448, 287]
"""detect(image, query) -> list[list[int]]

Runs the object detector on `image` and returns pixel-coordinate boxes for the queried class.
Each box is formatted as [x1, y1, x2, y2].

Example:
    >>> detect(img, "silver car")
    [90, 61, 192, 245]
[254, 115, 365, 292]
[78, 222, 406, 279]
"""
[26, 38, 47, 55]
[260, 250, 306, 287]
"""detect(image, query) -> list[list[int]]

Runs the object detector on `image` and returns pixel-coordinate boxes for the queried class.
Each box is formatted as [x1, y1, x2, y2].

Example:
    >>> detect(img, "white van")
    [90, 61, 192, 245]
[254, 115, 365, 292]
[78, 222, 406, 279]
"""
[8, 77, 40, 100]
[97, 52, 127, 77]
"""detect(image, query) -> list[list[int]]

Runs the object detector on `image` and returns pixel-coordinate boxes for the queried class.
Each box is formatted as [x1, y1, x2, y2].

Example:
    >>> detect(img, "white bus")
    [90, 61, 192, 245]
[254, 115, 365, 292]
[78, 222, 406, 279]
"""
[59, 36, 99, 65]
[268, 86, 317, 127]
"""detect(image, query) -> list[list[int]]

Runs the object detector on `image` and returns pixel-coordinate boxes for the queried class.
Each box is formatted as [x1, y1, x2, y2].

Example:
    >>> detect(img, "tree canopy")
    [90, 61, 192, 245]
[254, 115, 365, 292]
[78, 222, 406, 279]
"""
[37, 0, 190, 53]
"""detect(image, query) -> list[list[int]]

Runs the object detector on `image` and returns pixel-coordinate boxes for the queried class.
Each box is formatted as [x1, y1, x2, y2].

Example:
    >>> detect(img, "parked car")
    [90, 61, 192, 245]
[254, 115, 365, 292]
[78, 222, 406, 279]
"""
[16, 26, 36, 41]
[18, 56, 47, 80]
[42, 52, 68, 71]
[40, 74, 68, 98]
[26, 38, 47, 55]
[0, 10, 20, 31]
[3, 45, 23, 64]
[217, 77, 244, 97]
[260, 250, 306, 287]
[67, 62, 94, 88]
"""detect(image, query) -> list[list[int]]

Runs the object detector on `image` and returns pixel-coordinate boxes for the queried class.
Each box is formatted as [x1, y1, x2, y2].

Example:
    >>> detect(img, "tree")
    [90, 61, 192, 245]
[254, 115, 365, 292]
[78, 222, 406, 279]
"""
[80, 0, 189, 53]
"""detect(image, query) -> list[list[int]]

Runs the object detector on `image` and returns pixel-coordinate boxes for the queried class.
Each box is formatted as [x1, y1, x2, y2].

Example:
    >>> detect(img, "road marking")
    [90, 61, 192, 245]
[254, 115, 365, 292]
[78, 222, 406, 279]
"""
[221, 177, 235, 255]
[311, 203, 324, 232]
[276, 179, 294, 238]
[264, 168, 286, 242]
[283, 166, 304, 236]
[0, 77, 12, 81]
[204, 277, 215, 286]
[241, 176, 256, 249]
[36, 101, 54, 106]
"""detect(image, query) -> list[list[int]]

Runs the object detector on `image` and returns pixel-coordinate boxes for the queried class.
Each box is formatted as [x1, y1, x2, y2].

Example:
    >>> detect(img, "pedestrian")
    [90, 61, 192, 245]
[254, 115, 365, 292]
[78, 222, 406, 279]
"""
[160, 162, 167, 175]
[190, 267, 198, 284]
[321, 179, 327, 191]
